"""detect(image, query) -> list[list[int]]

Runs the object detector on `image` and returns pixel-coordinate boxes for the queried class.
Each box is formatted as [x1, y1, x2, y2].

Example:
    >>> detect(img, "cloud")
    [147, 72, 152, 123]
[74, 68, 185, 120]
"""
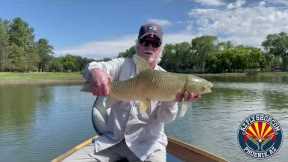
[187, 5, 288, 47]
[192, 0, 225, 6]
[259, 1, 266, 7]
[164, 32, 198, 44]
[271, 0, 288, 6]
[146, 18, 172, 27]
[227, 0, 246, 9]
[56, 35, 136, 59]
[56, 32, 197, 59]
[57, 1, 288, 59]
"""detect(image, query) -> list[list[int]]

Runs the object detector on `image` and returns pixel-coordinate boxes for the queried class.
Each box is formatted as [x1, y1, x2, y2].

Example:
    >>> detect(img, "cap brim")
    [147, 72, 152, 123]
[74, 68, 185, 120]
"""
[139, 32, 162, 41]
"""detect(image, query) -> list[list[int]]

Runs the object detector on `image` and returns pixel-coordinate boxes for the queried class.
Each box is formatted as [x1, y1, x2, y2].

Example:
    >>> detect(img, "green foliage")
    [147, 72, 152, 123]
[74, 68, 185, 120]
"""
[191, 36, 218, 72]
[206, 46, 265, 73]
[262, 32, 288, 70]
[62, 55, 80, 72]
[2, 17, 288, 73]
[160, 42, 194, 73]
[0, 17, 91, 72]
[6, 17, 37, 72]
[35, 38, 53, 71]
[120, 35, 269, 73]
[49, 58, 64, 72]
[7, 44, 26, 71]
[158, 36, 218, 73]
[118, 46, 136, 58]
[48, 55, 94, 72]
[0, 19, 9, 71]
[8, 17, 35, 48]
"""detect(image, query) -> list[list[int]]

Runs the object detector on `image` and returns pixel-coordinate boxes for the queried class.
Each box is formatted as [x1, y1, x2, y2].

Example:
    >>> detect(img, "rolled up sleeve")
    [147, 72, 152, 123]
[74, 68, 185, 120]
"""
[83, 58, 125, 81]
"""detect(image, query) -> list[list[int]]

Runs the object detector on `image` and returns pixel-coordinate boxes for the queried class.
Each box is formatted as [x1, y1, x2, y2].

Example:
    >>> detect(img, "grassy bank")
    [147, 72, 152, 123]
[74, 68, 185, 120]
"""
[0, 72, 84, 85]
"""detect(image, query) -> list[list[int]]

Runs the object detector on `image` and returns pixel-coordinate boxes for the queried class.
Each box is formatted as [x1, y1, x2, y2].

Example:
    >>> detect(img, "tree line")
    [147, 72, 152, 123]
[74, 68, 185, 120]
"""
[119, 34, 288, 73]
[1, 17, 288, 73]
[0, 17, 94, 72]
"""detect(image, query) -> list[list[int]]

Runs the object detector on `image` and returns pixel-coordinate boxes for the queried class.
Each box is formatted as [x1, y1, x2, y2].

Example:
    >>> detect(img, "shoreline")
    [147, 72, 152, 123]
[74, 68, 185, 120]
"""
[0, 79, 85, 85]
[0, 72, 84, 85]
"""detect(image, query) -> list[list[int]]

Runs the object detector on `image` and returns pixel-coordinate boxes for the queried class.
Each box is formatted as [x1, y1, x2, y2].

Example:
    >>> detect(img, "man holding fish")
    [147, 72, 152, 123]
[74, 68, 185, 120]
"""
[82, 23, 211, 162]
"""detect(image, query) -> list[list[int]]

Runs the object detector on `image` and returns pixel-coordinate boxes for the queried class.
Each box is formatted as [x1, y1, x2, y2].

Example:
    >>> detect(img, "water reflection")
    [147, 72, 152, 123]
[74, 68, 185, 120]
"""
[263, 90, 288, 110]
[0, 85, 53, 132]
[0, 85, 95, 162]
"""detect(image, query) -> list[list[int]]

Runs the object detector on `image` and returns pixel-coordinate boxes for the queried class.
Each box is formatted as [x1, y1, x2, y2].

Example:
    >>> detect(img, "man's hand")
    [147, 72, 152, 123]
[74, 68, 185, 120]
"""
[90, 68, 112, 96]
[175, 91, 201, 102]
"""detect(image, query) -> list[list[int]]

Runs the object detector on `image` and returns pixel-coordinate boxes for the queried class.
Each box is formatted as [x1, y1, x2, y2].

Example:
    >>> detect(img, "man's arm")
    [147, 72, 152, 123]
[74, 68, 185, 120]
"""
[83, 58, 125, 96]
[89, 68, 112, 96]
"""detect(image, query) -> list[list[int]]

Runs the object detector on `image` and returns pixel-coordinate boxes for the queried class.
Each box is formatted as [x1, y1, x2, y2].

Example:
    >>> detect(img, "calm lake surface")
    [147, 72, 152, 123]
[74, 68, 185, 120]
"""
[0, 76, 287, 162]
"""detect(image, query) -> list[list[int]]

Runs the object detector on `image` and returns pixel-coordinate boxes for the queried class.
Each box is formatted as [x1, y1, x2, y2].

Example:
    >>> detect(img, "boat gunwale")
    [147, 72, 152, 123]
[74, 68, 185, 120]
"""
[51, 138, 93, 162]
[52, 136, 228, 162]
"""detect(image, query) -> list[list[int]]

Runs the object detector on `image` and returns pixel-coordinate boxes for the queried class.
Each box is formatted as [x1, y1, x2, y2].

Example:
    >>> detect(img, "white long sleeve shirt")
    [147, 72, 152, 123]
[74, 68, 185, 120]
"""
[84, 55, 178, 161]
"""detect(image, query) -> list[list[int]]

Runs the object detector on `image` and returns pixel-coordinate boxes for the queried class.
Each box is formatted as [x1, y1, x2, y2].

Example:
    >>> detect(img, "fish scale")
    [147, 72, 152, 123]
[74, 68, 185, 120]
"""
[109, 69, 212, 103]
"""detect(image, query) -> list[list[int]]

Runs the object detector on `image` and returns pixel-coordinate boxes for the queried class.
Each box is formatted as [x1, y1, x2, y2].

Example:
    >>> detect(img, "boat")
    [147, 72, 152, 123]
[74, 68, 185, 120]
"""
[52, 97, 228, 162]
[52, 136, 228, 162]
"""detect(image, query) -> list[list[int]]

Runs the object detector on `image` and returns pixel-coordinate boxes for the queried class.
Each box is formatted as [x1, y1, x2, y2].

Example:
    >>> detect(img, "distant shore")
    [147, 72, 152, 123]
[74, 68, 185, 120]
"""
[0, 72, 84, 85]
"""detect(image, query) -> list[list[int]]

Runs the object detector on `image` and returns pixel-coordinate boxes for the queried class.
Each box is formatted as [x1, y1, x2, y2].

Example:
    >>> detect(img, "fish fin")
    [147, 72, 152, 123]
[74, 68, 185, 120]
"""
[178, 101, 192, 117]
[139, 99, 151, 113]
[133, 54, 150, 72]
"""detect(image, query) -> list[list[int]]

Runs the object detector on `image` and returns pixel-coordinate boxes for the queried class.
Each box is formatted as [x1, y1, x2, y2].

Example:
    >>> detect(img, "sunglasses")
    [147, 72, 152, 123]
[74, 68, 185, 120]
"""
[139, 39, 161, 48]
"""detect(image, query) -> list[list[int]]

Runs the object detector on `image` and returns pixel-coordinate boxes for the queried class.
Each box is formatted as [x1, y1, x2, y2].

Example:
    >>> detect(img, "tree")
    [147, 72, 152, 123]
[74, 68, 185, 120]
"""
[7, 17, 37, 71]
[7, 44, 26, 72]
[0, 19, 9, 71]
[191, 36, 218, 73]
[206, 46, 265, 73]
[61, 55, 81, 72]
[262, 32, 288, 71]
[49, 58, 64, 72]
[118, 46, 136, 58]
[160, 42, 194, 73]
[8, 17, 34, 48]
[35, 38, 53, 71]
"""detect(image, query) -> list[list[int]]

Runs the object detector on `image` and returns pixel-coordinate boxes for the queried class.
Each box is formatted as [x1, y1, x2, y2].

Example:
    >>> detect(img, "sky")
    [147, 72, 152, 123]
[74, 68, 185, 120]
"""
[1, 0, 288, 59]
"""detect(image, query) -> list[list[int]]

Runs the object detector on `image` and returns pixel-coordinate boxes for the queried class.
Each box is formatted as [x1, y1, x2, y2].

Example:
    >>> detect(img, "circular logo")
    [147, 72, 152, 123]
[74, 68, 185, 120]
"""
[238, 113, 283, 159]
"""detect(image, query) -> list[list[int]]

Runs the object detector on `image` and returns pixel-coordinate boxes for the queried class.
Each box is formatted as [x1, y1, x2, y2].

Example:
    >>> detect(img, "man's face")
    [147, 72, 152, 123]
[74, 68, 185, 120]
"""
[136, 35, 162, 68]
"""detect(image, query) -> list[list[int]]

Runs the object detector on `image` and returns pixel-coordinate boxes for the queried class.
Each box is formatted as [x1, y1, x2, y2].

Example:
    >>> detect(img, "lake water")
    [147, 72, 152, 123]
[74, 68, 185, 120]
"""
[0, 76, 287, 162]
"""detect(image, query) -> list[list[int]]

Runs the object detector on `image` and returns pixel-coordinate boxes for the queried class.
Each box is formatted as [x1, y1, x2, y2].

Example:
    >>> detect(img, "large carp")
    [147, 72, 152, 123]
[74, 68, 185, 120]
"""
[82, 55, 213, 113]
